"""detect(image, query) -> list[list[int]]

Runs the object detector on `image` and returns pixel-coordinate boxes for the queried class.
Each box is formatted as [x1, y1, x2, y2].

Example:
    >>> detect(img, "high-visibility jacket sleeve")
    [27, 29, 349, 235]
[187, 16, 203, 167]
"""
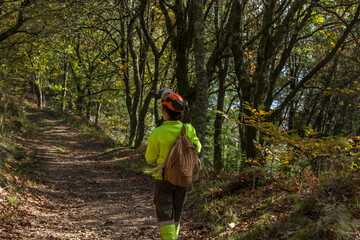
[145, 132, 159, 166]
[185, 124, 201, 153]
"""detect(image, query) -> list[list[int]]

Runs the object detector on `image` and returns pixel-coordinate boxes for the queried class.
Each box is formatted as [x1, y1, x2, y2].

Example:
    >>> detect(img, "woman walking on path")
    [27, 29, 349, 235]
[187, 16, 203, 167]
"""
[145, 91, 201, 240]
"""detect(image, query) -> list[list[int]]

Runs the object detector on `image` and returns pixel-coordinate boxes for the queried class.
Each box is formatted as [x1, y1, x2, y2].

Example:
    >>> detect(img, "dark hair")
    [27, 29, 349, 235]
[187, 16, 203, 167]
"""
[163, 105, 184, 121]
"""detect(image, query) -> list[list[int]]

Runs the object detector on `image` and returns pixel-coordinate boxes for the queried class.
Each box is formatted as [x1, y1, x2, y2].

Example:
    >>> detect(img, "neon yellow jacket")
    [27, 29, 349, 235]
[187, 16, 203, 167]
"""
[145, 120, 202, 180]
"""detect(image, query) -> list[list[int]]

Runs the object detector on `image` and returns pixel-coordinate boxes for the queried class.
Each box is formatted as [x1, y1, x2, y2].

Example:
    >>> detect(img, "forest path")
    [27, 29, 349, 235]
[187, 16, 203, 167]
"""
[6, 108, 166, 239]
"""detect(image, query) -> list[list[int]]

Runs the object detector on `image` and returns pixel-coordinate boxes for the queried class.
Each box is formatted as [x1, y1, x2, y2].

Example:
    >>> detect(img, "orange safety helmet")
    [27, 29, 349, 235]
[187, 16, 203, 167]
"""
[161, 93, 188, 112]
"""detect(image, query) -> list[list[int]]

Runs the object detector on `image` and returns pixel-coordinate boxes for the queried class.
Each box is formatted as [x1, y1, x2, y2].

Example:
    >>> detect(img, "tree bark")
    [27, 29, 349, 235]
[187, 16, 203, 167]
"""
[231, 0, 258, 160]
[134, 3, 170, 148]
[61, 56, 68, 112]
[127, 9, 142, 147]
[31, 72, 44, 109]
[95, 95, 102, 126]
[159, 0, 194, 122]
[192, 0, 208, 153]
[213, 59, 229, 172]
[0, 0, 32, 43]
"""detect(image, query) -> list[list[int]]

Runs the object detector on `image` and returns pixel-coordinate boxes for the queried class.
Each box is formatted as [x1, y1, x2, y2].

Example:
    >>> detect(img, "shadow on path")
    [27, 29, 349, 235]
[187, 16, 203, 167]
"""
[8, 108, 160, 239]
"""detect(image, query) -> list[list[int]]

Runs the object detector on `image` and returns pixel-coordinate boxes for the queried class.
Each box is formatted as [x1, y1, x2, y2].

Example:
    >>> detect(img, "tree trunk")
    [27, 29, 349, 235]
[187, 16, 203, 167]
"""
[135, 58, 159, 148]
[86, 88, 92, 122]
[213, 59, 229, 173]
[61, 59, 68, 112]
[231, 0, 256, 160]
[32, 73, 44, 109]
[127, 11, 142, 147]
[119, 20, 133, 144]
[159, 0, 194, 122]
[38, 84, 44, 109]
[95, 95, 102, 126]
[0, 0, 32, 43]
[192, 0, 208, 153]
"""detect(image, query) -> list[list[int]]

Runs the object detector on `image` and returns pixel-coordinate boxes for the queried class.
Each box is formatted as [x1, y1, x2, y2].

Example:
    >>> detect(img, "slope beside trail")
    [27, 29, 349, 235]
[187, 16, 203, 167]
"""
[2, 108, 202, 239]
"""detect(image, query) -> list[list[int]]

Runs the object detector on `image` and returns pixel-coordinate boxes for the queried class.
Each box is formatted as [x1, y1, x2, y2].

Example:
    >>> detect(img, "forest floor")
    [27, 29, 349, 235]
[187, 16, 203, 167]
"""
[0, 107, 203, 239]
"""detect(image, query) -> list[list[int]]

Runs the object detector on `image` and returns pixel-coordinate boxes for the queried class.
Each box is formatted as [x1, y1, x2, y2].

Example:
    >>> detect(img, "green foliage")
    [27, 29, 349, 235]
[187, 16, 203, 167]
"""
[7, 194, 19, 207]
[318, 204, 360, 240]
[0, 97, 36, 224]
[103, 147, 152, 175]
[0, 90, 21, 133]
[234, 106, 360, 180]
[0, 89, 34, 175]
[20, 116, 38, 136]
[116, 155, 150, 175]
[192, 129, 360, 238]
[1, 0, 360, 237]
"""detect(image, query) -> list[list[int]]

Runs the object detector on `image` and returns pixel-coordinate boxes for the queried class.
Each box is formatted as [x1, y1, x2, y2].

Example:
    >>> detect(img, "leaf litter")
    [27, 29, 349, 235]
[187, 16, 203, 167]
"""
[0, 108, 205, 239]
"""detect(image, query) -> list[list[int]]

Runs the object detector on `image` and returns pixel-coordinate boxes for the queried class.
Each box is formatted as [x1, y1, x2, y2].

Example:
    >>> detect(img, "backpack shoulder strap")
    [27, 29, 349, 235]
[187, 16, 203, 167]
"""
[181, 124, 186, 135]
[161, 123, 185, 181]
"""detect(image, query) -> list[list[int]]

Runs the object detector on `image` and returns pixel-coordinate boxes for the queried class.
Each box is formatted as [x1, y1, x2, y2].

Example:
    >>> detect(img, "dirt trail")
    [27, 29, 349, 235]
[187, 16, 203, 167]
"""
[4, 108, 166, 239]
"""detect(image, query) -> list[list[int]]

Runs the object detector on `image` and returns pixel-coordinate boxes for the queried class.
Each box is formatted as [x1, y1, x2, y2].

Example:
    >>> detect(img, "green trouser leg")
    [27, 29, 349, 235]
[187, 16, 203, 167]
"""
[160, 224, 177, 240]
[175, 223, 180, 237]
[154, 180, 187, 240]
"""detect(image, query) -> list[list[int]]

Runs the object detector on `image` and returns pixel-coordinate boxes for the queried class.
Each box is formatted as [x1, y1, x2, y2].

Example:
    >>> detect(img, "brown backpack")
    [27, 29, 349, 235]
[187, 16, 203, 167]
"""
[162, 124, 200, 186]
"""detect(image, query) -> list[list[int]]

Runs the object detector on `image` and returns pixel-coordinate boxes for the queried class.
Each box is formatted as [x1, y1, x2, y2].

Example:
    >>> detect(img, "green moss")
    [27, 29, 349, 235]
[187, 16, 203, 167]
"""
[289, 228, 317, 240]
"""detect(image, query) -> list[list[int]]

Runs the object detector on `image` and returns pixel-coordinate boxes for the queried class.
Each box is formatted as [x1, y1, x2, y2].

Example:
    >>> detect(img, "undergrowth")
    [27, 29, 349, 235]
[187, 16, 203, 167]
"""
[103, 146, 151, 174]
[0, 91, 38, 224]
[1, 90, 359, 239]
[192, 166, 360, 239]
[188, 109, 360, 239]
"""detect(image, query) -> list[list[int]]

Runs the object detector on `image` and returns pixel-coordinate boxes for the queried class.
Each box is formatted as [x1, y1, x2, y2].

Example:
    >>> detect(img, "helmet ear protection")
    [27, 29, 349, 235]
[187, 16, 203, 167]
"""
[183, 99, 188, 110]
[161, 92, 188, 112]
[160, 89, 174, 99]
